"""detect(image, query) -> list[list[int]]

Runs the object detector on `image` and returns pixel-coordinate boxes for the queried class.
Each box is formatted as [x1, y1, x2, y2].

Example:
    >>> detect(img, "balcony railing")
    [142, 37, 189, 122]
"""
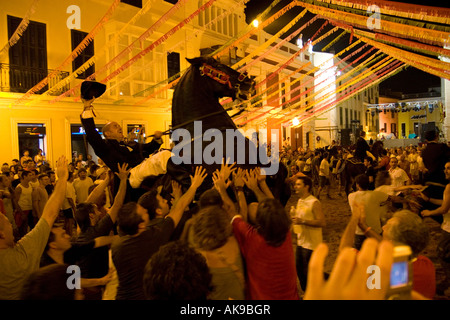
[0, 63, 70, 95]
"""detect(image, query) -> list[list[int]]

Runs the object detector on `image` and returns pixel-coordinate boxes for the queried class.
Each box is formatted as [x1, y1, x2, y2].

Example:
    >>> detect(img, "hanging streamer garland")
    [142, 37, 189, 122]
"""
[256, 20, 331, 91]
[250, 49, 388, 127]
[10, 0, 122, 107]
[49, 0, 219, 104]
[212, 0, 298, 60]
[278, 59, 404, 129]
[268, 52, 392, 126]
[233, 9, 309, 70]
[267, 46, 379, 112]
[300, 0, 450, 33]
[314, 0, 450, 25]
[295, 1, 449, 47]
[239, 15, 317, 72]
[354, 34, 450, 80]
[23, 0, 171, 107]
[357, 31, 450, 59]
[0, 0, 40, 59]
[236, 39, 365, 125]
[233, 20, 337, 118]
[321, 30, 347, 52]
[324, 17, 450, 78]
[289, 60, 405, 129]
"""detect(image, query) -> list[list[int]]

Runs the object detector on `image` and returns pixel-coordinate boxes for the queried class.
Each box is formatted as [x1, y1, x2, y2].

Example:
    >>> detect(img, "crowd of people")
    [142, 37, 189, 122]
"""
[1, 125, 449, 301]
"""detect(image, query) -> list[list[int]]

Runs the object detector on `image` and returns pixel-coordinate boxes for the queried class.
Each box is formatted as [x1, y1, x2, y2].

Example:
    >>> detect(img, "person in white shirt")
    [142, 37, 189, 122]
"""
[292, 176, 326, 292]
[348, 174, 389, 250]
[388, 156, 410, 190]
[317, 152, 332, 199]
[73, 168, 94, 204]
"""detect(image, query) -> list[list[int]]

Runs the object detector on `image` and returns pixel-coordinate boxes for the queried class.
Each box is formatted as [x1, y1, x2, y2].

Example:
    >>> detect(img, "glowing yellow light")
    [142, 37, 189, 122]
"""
[252, 19, 259, 28]
[292, 117, 300, 126]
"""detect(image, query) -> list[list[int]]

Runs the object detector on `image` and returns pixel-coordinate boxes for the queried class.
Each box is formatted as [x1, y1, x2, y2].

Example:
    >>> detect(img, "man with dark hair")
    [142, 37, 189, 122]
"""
[72, 163, 129, 300]
[143, 241, 212, 300]
[13, 170, 34, 238]
[292, 175, 326, 292]
[73, 167, 94, 204]
[111, 167, 207, 300]
[21, 264, 83, 300]
[31, 173, 50, 220]
[354, 130, 370, 162]
[422, 130, 450, 199]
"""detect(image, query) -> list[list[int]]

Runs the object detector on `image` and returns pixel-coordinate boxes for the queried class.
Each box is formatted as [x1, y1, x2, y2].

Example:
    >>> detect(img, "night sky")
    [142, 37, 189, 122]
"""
[244, 0, 448, 95]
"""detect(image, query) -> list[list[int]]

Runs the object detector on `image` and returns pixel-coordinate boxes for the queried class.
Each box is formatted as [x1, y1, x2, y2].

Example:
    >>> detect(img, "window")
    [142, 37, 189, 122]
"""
[340, 107, 343, 126]
[167, 52, 180, 80]
[401, 123, 406, 138]
[71, 30, 95, 79]
[121, 0, 142, 8]
[7, 15, 47, 93]
[18, 123, 47, 162]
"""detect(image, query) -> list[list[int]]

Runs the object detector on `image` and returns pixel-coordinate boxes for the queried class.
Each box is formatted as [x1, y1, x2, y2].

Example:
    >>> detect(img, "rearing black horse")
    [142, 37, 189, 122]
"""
[164, 56, 291, 204]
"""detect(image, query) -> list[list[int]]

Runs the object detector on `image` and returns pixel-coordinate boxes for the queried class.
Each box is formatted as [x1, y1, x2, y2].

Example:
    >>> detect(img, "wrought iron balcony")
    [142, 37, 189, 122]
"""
[0, 63, 70, 95]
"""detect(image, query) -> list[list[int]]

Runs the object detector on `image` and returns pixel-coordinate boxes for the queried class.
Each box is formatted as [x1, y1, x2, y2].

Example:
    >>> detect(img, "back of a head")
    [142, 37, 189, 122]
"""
[355, 174, 370, 191]
[21, 264, 76, 300]
[74, 202, 95, 232]
[117, 202, 141, 236]
[425, 130, 437, 142]
[191, 206, 231, 251]
[255, 198, 292, 247]
[198, 189, 223, 208]
[143, 241, 212, 300]
[388, 210, 430, 256]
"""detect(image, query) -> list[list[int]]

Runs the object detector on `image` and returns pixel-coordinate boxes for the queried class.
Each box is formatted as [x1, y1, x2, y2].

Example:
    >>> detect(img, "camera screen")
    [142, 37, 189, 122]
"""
[390, 261, 408, 288]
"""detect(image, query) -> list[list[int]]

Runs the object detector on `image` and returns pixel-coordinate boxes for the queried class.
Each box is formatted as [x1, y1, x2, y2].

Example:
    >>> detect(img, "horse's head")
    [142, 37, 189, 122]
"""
[186, 56, 255, 101]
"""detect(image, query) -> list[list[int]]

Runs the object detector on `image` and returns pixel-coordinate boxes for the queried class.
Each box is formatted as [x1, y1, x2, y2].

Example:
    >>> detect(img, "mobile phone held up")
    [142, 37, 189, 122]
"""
[386, 245, 413, 300]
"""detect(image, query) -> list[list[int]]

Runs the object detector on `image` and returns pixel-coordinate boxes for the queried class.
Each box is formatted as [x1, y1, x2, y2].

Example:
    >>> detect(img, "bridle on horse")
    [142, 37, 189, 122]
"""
[199, 63, 250, 97]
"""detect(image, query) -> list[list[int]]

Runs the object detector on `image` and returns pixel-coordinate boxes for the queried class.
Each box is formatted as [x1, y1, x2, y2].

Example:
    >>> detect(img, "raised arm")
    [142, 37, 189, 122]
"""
[41, 156, 69, 227]
[243, 169, 267, 202]
[422, 184, 450, 217]
[212, 169, 237, 218]
[167, 166, 207, 227]
[108, 163, 130, 223]
[233, 168, 248, 220]
[86, 170, 111, 204]
[255, 167, 274, 199]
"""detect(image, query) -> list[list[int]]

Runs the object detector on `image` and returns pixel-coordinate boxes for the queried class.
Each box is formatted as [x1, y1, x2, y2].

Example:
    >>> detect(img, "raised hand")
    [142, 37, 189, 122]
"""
[190, 166, 207, 189]
[219, 159, 236, 182]
[171, 180, 182, 201]
[243, 169, 259, 191]
[115, 163, 130, 181]
[212, 169, 230, 191]
[55, 155, 69, 181]
[233, 168, 246, 188]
